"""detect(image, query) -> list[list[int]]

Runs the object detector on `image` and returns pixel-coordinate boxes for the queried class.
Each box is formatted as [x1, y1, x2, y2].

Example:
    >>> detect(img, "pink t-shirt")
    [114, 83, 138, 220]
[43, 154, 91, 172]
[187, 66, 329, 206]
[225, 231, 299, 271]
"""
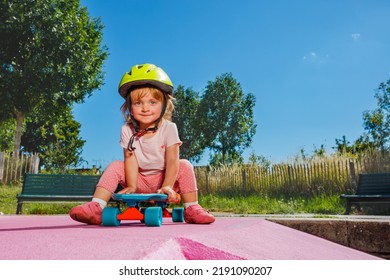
[119, 120, 182, 176]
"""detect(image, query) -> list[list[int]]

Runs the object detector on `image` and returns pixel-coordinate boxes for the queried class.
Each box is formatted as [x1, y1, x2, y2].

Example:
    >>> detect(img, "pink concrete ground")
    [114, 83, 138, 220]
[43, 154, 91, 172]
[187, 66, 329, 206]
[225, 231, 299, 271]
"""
[0, 215, 381, 260]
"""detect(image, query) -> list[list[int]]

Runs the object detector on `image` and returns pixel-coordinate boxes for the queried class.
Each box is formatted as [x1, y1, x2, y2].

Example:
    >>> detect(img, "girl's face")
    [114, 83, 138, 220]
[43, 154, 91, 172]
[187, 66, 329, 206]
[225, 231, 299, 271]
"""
[130, 88, 163, 130]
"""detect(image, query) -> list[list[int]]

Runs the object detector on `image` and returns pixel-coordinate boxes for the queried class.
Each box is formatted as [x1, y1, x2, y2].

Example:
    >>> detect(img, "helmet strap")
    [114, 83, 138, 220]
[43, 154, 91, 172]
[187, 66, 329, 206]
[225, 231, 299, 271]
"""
[126, 92, 168, 152]
[127, 128, 155, 152]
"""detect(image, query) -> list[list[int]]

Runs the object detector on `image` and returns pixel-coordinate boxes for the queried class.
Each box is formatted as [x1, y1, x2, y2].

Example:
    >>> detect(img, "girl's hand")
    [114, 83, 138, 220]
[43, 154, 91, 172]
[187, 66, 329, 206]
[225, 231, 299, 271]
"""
[157, 186, 178, 203]
[117, 186, 136, 194]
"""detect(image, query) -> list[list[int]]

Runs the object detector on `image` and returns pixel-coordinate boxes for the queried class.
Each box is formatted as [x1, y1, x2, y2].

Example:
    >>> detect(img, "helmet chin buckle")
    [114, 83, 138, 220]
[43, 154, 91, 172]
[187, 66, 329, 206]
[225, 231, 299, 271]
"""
[127, 126, 158, 152]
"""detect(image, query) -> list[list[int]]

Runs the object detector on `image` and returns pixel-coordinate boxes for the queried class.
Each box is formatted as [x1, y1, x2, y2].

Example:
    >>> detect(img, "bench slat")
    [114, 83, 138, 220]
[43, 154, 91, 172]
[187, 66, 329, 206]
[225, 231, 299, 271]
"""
[21, 174, 100, 196]
[358, 173, 390, 194]
[340, 173, 390, 214]
[20, 187, 96, 196]
[16, 173, 102, 214]
[16, 195, 93, 201]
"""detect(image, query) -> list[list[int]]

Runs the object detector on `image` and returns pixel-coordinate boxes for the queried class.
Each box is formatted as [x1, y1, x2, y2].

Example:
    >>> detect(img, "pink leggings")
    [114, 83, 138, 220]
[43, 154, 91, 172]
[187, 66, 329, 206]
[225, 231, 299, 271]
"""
[96, 159, 198, 194]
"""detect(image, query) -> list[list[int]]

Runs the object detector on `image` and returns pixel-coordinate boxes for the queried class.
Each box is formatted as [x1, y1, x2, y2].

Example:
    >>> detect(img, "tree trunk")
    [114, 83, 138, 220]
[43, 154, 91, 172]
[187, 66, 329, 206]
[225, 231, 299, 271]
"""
[13, 111, 24, 153]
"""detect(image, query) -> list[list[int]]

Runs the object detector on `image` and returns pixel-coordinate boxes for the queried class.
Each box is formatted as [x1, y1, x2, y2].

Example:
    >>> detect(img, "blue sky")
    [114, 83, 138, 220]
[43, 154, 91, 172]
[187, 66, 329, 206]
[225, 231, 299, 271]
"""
[74, 0, 390, 169]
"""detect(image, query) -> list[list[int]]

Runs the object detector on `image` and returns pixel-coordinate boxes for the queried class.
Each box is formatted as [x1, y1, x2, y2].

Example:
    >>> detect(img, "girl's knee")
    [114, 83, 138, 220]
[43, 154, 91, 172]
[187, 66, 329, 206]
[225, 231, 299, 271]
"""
[179, 159, 194, 172]
[176, 159, 197, 193]
[106, 160, 124, 171]
[97, 160, 125, 193]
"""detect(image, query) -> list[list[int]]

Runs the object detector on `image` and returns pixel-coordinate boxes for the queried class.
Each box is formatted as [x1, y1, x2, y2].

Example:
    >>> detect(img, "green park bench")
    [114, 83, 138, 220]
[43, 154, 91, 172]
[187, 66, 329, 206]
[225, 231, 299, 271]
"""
[16, 173, 101, 214]
[340, 173, 390, 214]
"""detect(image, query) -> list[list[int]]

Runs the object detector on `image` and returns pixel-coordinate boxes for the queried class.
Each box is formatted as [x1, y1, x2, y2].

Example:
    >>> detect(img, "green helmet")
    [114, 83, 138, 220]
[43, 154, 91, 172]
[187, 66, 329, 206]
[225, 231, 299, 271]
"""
[118, 63, 174, 98]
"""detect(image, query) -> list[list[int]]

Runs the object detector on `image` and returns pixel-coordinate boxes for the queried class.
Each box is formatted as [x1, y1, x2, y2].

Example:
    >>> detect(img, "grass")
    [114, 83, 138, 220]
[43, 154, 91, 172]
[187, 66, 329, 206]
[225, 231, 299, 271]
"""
[0, 183, 21, 214]
[0, 183, 345, 215]
[0, 183, 78, 215]
[2, 183, 386, 215]
[199, 193, 346, 215]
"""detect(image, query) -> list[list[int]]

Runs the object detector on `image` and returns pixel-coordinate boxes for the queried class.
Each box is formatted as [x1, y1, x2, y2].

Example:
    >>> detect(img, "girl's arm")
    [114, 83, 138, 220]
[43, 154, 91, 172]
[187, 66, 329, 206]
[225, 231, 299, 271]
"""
[118, 148, 138, 194]
[158, 143, 180, 201]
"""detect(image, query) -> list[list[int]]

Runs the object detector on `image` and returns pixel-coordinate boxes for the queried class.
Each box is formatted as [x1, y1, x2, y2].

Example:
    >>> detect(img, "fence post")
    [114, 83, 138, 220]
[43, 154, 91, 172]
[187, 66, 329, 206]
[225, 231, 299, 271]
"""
[349, 160, 357, 191]
[0, 151, 40, 184]
[0, 151, 4, 182]
[287, 165, 293, 193]
[242, 169, 246, 194]
[205, 168, 209, 194]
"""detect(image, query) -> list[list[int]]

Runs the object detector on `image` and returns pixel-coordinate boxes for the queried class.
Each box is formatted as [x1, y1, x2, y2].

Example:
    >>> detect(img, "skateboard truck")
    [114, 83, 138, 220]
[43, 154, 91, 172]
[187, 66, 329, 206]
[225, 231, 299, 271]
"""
[102, 193, 184, 227]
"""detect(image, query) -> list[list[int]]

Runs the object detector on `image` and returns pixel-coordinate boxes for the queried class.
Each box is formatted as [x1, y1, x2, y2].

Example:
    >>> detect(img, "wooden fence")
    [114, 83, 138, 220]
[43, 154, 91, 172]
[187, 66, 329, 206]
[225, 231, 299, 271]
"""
[2, 149, 389, 196]
[194, 156, 390, 197]
[0, 151, 40, 184]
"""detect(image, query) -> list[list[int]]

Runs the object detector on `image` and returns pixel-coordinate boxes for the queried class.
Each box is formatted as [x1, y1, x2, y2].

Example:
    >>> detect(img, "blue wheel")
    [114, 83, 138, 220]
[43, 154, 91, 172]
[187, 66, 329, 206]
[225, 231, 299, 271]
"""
[102, 207, 121, 226]
[144, 207, 162, 227]
[172, 207, 184, 222]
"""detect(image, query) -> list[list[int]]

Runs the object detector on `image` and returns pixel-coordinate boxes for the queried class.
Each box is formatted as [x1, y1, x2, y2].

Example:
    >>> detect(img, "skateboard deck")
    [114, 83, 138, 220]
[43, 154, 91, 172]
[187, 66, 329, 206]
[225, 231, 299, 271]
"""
[113, 193, 169, 206]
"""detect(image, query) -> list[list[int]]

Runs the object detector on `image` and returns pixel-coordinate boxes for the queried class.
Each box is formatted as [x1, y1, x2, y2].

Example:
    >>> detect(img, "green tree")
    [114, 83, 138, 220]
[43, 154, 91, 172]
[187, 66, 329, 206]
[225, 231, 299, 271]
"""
[209, 151, 243, 167]
[313, 144, 326, 158]
[173, 85, 206, 162]
[247, 150, 271, 169]
[334, 135, 352, 155]
[22, 105, 85, 172]
[353, 134, 376, 154]
[333, 135, 375, 156]
[332, 80, 390, 158]
[198, 73, 257, 165]
[0, 0, 108, 152]
[362, 79, 390, 152]
[0, 119, 15, 151]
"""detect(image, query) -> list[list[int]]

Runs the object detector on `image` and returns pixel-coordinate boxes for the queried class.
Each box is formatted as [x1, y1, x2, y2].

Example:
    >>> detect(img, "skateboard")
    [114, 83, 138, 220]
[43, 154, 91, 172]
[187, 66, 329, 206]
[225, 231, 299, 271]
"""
[102, 193, 184, 227]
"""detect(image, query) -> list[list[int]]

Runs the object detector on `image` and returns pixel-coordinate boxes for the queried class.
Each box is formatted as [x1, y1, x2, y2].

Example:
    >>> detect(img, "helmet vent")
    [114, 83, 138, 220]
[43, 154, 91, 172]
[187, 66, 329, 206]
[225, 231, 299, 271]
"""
[118, 63, 174, 98]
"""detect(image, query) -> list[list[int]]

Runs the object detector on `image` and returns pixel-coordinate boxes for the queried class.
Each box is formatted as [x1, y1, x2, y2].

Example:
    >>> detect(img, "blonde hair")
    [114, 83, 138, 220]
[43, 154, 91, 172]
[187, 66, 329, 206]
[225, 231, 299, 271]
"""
[121, 87, 175, 124]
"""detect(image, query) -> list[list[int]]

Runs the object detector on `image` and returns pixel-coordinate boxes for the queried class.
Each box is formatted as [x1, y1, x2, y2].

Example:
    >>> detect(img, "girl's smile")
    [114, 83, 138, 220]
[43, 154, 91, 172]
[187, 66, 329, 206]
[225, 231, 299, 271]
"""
[131, 93, 163, 129]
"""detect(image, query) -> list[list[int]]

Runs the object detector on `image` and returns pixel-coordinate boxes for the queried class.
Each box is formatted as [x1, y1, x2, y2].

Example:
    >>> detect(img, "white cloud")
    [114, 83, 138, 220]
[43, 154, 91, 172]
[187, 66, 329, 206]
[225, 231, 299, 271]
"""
[303, 52, 317, 60]
[351, 33, 361, 41]
[303, 51, 330, 64]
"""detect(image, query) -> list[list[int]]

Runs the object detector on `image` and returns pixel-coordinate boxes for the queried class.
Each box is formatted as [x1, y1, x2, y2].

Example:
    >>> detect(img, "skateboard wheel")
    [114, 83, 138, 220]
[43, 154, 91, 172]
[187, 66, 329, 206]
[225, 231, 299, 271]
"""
[144, 207, 162, 227]
[172, 207, 184, 222]
[102, 207, 121, 226]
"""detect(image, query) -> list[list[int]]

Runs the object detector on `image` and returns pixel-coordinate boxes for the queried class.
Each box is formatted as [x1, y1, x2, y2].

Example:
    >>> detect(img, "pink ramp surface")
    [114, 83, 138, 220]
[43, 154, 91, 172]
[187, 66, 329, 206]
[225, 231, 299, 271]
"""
[0, 215, 381, 260]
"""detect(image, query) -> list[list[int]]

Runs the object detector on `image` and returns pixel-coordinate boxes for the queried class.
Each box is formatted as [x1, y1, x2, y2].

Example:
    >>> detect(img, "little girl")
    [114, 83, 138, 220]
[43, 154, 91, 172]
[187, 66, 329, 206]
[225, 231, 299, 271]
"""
[70, 63, 215, 225]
